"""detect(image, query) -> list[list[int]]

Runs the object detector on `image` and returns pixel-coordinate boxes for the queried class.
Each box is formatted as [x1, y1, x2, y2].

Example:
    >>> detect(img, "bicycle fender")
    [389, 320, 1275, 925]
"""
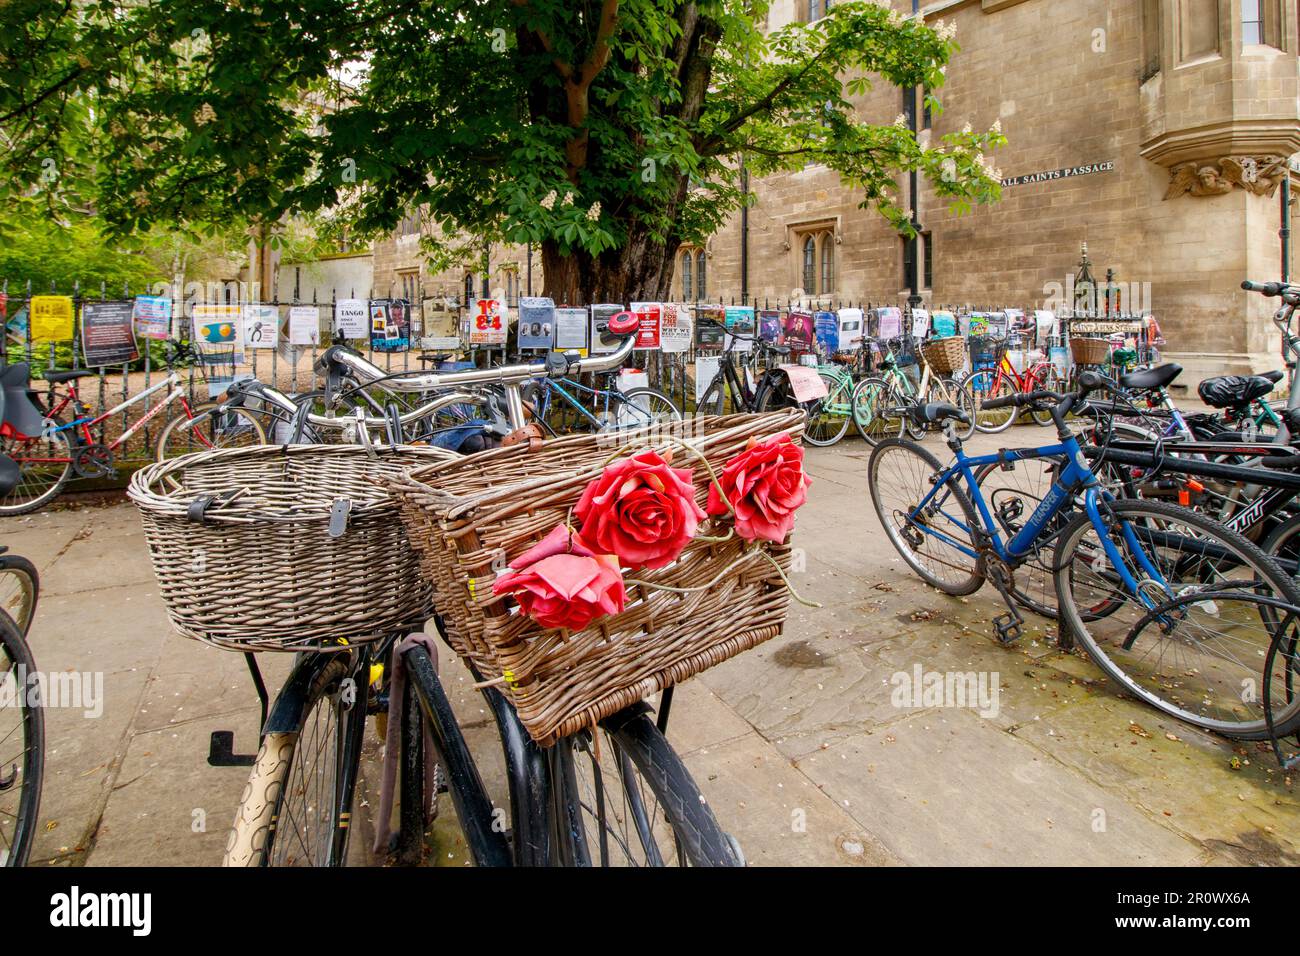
[263, 653, 348, 734]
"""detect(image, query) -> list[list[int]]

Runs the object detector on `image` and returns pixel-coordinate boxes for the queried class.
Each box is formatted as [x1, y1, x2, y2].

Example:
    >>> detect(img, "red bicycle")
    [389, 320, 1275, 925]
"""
[965, 333, 1059, 433]
[0, 346, 266, 515]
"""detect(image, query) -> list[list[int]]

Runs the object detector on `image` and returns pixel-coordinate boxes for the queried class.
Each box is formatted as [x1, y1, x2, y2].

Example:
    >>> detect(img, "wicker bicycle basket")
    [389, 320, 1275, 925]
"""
[387, 410, 806, 747]
[920, 336, 966, 375]
[1070, 336, 1111, 365]
[128, 443, 457, 652]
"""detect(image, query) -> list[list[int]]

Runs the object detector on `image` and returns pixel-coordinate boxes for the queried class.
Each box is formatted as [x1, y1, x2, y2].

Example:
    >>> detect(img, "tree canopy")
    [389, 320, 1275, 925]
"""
[0, 0, 1005, 299]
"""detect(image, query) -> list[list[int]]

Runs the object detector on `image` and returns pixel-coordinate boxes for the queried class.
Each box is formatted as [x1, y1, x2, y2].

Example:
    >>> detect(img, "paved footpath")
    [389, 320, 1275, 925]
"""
[7, 428, 1298, 866]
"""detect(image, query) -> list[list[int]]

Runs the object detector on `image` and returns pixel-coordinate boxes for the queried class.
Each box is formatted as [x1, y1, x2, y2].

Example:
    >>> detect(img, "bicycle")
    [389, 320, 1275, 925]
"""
[866, 371, 1300, 739]
[964, 332, 1057, 433]
[520, 371, 680, 435]
[0, 346, 266, 515]
[148, 315, 743, 866]
[0, 549, 42, 867]
[851, 337, 976, 445]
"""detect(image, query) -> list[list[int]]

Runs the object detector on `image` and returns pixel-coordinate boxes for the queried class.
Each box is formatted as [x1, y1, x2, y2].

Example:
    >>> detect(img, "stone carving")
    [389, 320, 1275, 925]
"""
[1165, 157, 1288, 199]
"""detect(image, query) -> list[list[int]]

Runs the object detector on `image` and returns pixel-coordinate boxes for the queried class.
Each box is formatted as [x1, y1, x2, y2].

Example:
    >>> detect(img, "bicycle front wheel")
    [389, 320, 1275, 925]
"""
[971, 373, 1017, 434]
[0, 553, 38, 637]
[550, 706, 742, 866]
[612, 388, 682, 431]
[802, 371, 851, 447]
[1054, 498, 1300, 739]
[225, 657, 355, 866]
[0, 609, 43, 866]
[851, 376, 903, 445]
[157, 403, 268, 461]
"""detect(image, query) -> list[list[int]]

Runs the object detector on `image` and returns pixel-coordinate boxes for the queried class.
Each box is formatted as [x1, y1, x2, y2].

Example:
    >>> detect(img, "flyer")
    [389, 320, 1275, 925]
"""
[724, 305, 755, 353]
[334, 298, 368, 339]
[288, 305, 321, 346]
[910, 308, 931, 339]
[132, 296, 173, 341]
[469, 298, 507, 346]
[758, 309, 783, 343]
[30, 295, 74, 342]
[192, 304, 245, 365]
[372, 298, 412, 352]
[876, 307, 903, 339]
[630, 301, 662, 351]
[421, 297, 462, 350]
[836, 308, 864, 352]
[80, 300, 139, 366]
[695, 304, 725, 348]
[814, 311, 839, 351]
[517, 296, 556, 350]
[660, 304, 692, 354]
[554, 307, 589, 353]
[242, 304, 278, 348]
[589, 303, 624, 354]
[783, 311, 814, 350]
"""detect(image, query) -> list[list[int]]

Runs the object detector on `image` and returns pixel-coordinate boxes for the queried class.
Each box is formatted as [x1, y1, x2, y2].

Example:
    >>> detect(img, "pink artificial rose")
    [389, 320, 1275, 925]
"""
[706, 434, 810, 543]
[492, 525, 626, 631]
[574, 450, 707, 570]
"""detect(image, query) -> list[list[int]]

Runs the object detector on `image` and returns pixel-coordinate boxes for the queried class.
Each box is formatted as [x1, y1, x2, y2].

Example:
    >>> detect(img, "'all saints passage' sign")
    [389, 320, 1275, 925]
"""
[1000, 161, 1115, 188]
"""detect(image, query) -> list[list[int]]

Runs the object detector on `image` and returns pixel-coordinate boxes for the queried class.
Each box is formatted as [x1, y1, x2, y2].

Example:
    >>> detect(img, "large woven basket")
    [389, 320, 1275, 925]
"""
[921, 336, 966, 374]
[128, 443, 457, 652]
[388, 410, 806, 746]
[1070, 337, 1110, 365]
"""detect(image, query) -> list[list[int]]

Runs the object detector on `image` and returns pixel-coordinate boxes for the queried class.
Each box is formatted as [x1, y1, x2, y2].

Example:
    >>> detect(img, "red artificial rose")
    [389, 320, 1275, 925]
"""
[574, 450, 707, 570]
[492, 525, 625, 631]
[706, 434, 810, 543]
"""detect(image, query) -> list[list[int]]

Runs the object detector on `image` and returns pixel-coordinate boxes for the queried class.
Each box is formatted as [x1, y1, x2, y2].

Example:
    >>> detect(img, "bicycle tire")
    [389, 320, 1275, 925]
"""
[156, 403, 268, 461]
[1053, 498, 1300, 739]
[972, 374, 1018, 434]
[615, 388, 682, 430]
[0, 608, 43, 866]
[801, 371, 851, 447]
[1026, 366, 1057, 426]
[550, 707, 743, 867]
[936, 377, 978, 441]
[850, 375, 896, 445]
[0, 554, 39, 637]
[225, 657, 353, 867]
[868, 438, 984, 595]
[0, 430, 72, 516]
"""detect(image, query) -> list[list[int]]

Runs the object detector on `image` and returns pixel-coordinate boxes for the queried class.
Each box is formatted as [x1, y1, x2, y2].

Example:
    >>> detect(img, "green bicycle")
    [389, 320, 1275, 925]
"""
[851, 339, 976, 446]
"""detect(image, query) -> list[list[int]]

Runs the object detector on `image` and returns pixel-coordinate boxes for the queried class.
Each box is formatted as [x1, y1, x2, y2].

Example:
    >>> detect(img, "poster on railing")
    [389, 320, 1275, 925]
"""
[517, 297, 556, 350]
[630, 302, 661, 351]
[554, 306, 589, 354]
[724, 305, 754, 353]
[1034, 309, 1058, 338]
[131, 295, 172, 340]
[371, 298, 412, 352]
[660, 303, 692, 353]
[910, 308, 930, 339]
[242, 303, 278, 348]
[30, 295, 74, 342]
[814, 310, 839, 352]
[192, 304, 245, 365]
[931, 310, 957, 338]
[836, 308, 864, 351]
[288, 305, 321, 346]
[695, 356, 720, 407]
[420, 297, 462, 350]
[589, 303, 623, 354]
[334, 298, 368, 339]
[469, 298, 506, 347]
[876, 307, 903, 340]
[783, 310, 813, 350]
[80, 300, 138, 366]
[695, 304, 725, 348]
[758, 309, 783, 343]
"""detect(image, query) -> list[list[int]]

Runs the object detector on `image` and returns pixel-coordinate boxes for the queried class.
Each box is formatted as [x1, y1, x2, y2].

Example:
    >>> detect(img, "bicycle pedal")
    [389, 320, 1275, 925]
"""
[993, 613, 1023, 645]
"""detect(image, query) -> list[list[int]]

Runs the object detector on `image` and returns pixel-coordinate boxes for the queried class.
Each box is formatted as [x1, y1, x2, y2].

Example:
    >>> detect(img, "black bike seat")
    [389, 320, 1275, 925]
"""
[1263, 369, 1285, 384]
[909, 402, 971, 426]
[1198, 374, 1277, 409]
[1118, 362, 1182, 392]
[42, 369, 96, 384]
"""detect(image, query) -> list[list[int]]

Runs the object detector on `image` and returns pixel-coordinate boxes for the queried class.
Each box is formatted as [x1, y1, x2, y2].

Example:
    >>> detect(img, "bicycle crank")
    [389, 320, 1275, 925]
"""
[72, 443, 114, 479]
[981, 555, 1025, 645]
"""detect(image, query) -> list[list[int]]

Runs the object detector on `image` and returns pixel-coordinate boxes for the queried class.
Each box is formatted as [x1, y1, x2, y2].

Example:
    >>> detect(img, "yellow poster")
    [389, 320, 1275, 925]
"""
[30, 295, 75, 342]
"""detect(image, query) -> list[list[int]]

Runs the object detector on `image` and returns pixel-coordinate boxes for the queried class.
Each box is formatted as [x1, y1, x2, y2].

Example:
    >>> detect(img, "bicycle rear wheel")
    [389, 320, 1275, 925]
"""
[868, 438, 984, 595]
[0, 431, 72, 516]
[612, 388, 681, 431]
[0, 609, 42, 866]
[851, 376, 903, 445]
[1054, 498, 1300, 738]
[970, 373, 1017, 433]
[802, 371, 851, 446]
[550, 705, 742, 867]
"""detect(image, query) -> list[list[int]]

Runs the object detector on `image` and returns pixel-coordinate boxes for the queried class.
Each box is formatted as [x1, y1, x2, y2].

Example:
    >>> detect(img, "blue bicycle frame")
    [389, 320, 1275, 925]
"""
[906, 430, 1172, 608]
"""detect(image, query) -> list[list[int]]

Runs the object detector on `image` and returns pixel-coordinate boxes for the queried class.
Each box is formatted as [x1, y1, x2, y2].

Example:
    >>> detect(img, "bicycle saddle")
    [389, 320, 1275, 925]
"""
[1118, 362, 1181, 392]
[42, 369, 95, 384]
[0, 364, 50, 438]
[908, 402, 971, 426]
[1197, 373, 1278, 409]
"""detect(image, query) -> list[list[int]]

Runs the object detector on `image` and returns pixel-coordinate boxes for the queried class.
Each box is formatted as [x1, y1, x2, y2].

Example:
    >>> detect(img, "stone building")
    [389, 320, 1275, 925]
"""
[371, 0, 1300, 380]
